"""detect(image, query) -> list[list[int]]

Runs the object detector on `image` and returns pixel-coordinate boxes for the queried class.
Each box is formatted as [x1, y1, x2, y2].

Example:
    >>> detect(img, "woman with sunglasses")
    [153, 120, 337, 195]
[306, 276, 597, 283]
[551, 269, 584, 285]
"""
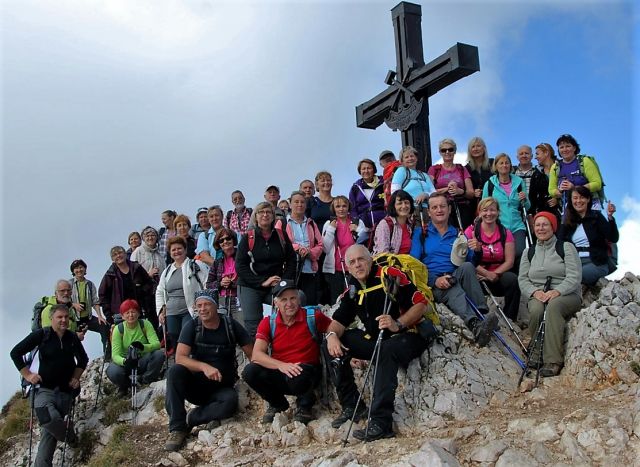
[236, 202, 297, 337]
[428, 138, 474, 229]
[206, 228, 241, 319]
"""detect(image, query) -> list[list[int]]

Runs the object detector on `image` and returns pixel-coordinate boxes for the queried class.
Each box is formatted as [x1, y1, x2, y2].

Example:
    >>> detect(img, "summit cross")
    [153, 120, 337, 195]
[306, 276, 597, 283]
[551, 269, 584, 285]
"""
[356, 2, 480, 170]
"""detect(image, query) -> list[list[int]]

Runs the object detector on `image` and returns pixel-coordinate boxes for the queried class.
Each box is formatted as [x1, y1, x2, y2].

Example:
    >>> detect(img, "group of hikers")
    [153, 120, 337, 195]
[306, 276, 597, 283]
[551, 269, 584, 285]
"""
[11, 132, 620, 464]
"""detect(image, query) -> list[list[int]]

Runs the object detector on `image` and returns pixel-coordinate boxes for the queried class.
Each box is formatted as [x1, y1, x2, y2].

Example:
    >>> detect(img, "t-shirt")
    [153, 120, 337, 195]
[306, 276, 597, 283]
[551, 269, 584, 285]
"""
[166, 267, 188, 316]
[571, 224, 590, 257]
[391, 167, 435, 206]
[306, 197, 333, 229]
[255, 308, 331, 365]
[178, 316, 252, 386]
[557, 158, 588, 189]
[464, 224, 514, 271]
[399, 223, 412, 254]
[428, 164, 470, 191]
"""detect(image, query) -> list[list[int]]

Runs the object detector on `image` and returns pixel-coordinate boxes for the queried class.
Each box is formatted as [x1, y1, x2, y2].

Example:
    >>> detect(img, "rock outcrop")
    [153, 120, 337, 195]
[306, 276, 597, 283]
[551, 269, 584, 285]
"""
[1, 275, 639, 466]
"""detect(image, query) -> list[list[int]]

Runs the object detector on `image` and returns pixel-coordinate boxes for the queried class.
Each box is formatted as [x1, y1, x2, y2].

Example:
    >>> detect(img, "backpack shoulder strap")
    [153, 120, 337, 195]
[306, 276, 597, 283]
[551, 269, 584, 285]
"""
[304, 306, 319, 342]
[247, 229, 256, 251]
[222, 313, 236, 348]
[498, 223, 507, 249]
[117, 322, 124, 335]
[269, 310, 277, 341]
[487, 180, 495, 197]
[527, 243, 536, 262]
[556, 241, 565, 260]
[401, 167, 411, 189]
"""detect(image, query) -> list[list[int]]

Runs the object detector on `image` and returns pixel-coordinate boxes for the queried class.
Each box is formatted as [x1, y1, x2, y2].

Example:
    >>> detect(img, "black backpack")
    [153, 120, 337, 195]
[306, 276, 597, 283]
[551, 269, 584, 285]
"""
[31, 296, 48, 331]
[527, 241, 565, 262]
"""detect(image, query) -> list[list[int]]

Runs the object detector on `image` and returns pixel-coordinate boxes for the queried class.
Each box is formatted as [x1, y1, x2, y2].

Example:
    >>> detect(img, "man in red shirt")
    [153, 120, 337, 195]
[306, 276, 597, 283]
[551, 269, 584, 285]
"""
[242, 280, 331, 424]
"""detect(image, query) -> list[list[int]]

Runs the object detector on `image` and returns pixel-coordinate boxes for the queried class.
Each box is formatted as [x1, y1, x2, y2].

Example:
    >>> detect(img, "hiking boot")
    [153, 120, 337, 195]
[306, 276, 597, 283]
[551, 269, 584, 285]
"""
[117, 386, 128, 398]
[165, 431, 189, 452]
[293, 406, 314, 425]
[540, 363, 563, 378]
[471, 313, 498, 347]
[352, 421, 394, 442]
[262, 402, 289, 424]
[204, 419, 221, 430]
[65, 428, 79, 448]
[331, 404, 368, 428]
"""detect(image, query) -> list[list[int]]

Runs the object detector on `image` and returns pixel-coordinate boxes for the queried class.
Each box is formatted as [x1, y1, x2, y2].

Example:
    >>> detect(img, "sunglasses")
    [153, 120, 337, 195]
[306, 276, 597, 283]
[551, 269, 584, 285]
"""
[218, 237, 233, 243]
[439, 147, 455, 154]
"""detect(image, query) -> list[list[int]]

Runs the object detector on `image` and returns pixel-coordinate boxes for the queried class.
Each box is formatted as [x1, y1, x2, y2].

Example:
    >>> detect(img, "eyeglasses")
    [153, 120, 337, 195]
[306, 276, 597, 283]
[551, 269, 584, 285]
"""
[439, 147, 455, 154]
[57, 288, 72, 293]
[257, 210, 273, 216]
[218, 237, 233, 243]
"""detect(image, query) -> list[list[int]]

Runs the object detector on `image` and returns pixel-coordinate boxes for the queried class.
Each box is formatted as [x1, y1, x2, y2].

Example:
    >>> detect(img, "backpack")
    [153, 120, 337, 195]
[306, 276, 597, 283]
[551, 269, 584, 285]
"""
[554, 154, 607, 202]
[269, 305, 320, 343]
[527, 241, 565, 262]
[117, 319, 149, 341]
[431, 164, 466, 192]
[382, 160, 402, 208]
[370, 254, 440, 326]
[226, 208, 253, 230]
[193, 313, 238, 374]
[472, 219, 507, 264]
[246, 222, 288, 275]
[31, 296, 48, 331]
[367, 216, 394, 253]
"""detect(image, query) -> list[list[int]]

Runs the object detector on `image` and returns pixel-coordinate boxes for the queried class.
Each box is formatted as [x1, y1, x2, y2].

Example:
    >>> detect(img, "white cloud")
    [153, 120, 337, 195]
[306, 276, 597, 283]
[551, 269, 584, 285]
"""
[608, 196, 640, 279]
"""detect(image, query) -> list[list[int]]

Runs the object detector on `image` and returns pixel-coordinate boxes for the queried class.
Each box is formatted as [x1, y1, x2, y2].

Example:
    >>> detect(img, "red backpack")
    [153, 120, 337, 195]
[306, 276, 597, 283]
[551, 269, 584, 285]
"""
[382, 160, 402, 208]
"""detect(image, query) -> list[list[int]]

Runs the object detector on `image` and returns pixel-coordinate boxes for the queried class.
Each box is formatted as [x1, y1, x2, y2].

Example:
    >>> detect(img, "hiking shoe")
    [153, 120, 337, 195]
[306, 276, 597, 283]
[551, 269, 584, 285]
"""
[262, 402, 289, 424]
[472, 313, 498, 347]
[293, 406, 314, 425]
[331, 404, 368, 428]
[165, 431, 189, 452]
[117, 386, 128, 398]
[204, 419, 221, 430]
[352, 422, 395, 442]
[540, 363, 563, 377]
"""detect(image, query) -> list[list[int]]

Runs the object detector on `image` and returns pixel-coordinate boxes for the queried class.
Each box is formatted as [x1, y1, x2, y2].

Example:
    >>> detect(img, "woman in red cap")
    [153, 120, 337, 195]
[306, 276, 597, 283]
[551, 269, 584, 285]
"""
[518, 211, 582, 377]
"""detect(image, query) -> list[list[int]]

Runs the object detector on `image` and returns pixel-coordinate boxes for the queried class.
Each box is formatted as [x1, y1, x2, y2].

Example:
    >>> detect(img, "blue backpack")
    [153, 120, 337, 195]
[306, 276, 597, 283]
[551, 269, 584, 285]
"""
[269, 306, 320, 343]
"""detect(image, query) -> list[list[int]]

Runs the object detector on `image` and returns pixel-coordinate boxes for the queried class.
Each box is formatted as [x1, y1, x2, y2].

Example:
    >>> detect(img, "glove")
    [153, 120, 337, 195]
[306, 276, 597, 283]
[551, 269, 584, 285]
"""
[130, 341, 144, 351]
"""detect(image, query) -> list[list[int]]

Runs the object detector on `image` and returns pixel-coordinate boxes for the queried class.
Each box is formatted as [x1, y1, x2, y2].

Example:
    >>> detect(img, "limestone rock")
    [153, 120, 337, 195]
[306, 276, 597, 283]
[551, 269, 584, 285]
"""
[469, 440, 508, 462]
[529, 422, 560, 442]
[167, 451, 188, 466]
[495, 448, 537, 467]
[406, 441, 461, 467]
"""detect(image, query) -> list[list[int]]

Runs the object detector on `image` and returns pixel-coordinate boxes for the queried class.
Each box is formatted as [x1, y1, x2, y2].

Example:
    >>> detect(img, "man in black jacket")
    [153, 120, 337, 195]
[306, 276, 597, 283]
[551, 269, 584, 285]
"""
[11, 304, 89, 466]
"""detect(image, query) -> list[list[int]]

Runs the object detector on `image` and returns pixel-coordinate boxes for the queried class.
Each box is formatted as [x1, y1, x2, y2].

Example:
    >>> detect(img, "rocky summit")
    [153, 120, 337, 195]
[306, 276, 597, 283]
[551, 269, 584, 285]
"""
[1, 274, 639, 466]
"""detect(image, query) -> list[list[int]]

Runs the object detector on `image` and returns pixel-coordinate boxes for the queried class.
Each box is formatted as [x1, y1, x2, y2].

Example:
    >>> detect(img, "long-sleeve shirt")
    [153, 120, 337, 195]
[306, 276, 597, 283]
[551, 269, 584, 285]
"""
[110, 319, 161, 367]
[10, 328, 88, 392]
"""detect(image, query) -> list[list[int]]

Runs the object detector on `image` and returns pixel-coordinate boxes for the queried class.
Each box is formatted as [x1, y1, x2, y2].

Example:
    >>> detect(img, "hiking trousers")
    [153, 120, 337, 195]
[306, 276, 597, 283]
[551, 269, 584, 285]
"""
[33, 388, 74, 467]
[323, 329, 428, 431]
[433, 262, 488, 325]
[238, 286, 272, 338]
[165, 364, 238, 432]
[528, 294, 581, 364]
[580, 257, 609, 285]
[242, 362, 318, 409]
[483, 271, 521, 321]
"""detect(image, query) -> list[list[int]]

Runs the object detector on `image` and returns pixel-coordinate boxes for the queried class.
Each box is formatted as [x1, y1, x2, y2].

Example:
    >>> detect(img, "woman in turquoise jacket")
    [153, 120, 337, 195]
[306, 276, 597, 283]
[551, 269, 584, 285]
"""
[482, 153, 531, 269]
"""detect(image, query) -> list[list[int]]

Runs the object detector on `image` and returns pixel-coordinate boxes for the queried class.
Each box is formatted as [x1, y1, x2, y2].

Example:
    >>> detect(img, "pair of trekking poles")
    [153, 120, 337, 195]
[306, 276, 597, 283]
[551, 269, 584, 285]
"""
[26, 384, 77, 467]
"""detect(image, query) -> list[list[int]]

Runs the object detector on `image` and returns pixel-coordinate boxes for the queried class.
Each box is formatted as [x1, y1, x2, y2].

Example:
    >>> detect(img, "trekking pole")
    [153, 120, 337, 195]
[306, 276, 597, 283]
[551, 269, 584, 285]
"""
[93, 343, 107, 414]
[453, 200, 464, 231]
[464, 295, 526, 370]
[342, 276, 397, 446]
[520, 203, 533, 247]
[27, 385, 36, 467]
[480, 281, 528, 356]
[61, 396, 76, 467]
[517, 276, 553, 388]
[131, 367, 138, 425]
[294, 253, 303, 287]
[335, 244, 350, 292]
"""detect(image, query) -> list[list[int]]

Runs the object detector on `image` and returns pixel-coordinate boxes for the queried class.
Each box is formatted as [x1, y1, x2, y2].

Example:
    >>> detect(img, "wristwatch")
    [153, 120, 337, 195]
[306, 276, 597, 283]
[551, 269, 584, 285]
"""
[395, 320, 406, 332]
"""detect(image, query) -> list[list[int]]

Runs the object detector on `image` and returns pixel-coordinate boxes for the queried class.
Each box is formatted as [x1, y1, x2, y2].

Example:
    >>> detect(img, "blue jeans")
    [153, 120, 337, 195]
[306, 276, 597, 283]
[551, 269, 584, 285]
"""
[166, 312, 192, 348]
[580, 257, 609, 285]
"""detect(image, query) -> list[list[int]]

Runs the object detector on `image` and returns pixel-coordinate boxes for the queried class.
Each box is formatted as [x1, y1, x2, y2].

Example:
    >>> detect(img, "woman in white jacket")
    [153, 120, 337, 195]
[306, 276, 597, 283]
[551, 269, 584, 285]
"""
[131, 226, 165, 283]
[156, 236, 208, 351]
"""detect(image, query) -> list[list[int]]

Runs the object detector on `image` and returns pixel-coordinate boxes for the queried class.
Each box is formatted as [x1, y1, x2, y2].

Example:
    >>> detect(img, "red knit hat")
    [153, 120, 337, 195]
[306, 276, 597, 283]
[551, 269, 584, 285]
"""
[533, 212, 558, 233]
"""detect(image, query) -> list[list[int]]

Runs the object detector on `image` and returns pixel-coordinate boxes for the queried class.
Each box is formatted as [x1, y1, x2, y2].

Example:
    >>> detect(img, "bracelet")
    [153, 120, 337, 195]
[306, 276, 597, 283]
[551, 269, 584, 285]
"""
[325, 331, 337, 339]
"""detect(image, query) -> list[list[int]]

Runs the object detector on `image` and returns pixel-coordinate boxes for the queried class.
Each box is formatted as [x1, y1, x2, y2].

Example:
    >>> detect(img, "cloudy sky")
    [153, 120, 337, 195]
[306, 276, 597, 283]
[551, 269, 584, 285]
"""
[1, 0, 636, 404]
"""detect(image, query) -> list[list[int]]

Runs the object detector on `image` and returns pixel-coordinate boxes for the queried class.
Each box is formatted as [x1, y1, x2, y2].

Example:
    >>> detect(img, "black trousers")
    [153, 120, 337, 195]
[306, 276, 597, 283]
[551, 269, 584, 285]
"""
[165, 364, 238, 432]
[322, 329, 428, 430]
[242, 362, 318, 409]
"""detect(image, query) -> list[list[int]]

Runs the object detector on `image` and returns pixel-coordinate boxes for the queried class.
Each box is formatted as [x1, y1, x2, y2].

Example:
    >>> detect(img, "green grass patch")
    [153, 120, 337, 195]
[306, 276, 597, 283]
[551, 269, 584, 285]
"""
[0, 391, 31, 441]
[630, 361, 640, 377]
[102, 396, 130, 426]
[76, 428, 99, 464]
[87, 424, 134, 467]
[153, 396, 165, 414]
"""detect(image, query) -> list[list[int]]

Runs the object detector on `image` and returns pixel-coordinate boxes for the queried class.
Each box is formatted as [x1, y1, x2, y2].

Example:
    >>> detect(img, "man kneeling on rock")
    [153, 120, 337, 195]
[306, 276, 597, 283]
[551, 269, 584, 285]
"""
[324, 244, 434, 441]
[242, 280, 332, 425]
[165, 289, 253, 452]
